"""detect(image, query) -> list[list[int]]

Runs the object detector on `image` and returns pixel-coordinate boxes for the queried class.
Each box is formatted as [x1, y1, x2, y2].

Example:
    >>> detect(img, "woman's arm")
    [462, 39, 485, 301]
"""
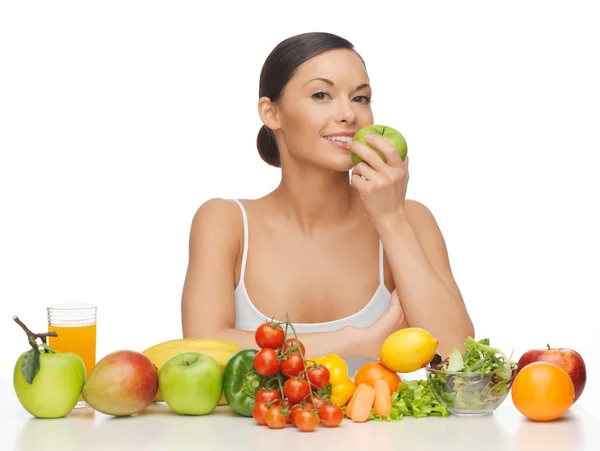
[375, 199, 475, 358]
[180, 198, 382, 359]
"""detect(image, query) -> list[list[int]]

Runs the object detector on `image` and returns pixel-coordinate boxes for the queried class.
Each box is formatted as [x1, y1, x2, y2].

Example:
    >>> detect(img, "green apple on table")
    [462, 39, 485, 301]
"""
[159, 351, 224, 415]
[12, 316, 86, 419]
[351, 124, 408, 166]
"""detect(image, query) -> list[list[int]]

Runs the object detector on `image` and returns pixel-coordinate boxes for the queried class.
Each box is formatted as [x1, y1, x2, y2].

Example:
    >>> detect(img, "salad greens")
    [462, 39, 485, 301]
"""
[428, 337, 517, 411]
[368, 379, 449, 421]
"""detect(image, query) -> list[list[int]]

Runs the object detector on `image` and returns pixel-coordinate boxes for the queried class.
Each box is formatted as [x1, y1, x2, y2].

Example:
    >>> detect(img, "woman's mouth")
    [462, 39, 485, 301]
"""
[324, 136, 353, 150]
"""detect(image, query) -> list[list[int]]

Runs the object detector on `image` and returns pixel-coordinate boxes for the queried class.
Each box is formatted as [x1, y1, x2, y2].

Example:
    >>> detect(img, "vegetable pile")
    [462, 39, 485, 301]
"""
[224, 315, 344, 432]
[223, 322, 520, 430]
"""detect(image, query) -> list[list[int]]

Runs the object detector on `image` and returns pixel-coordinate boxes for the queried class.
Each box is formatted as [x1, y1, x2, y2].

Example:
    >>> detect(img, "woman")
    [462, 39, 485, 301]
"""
[181, 32, 474, 374]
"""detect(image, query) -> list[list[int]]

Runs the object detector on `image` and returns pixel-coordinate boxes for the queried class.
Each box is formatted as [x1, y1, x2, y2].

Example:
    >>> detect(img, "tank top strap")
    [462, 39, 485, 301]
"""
[231, 199, 249, 282]
[379, 239, 384, 285]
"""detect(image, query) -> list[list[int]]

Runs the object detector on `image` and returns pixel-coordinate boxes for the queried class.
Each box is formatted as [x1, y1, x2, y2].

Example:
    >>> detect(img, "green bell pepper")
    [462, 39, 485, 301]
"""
[223, 349, 262, 417]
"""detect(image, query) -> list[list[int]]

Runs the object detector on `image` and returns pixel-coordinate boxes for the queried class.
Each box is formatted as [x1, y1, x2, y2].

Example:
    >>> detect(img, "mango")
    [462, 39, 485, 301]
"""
[83, 350, 158, 416]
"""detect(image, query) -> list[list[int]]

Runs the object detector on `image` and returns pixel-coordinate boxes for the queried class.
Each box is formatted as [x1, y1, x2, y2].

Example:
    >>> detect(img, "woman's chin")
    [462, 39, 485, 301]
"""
[324, 155, 355, 173]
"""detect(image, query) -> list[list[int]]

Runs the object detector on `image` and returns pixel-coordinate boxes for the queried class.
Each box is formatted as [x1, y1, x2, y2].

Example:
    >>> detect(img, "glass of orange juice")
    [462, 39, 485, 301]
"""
[47, 303, 97, 408]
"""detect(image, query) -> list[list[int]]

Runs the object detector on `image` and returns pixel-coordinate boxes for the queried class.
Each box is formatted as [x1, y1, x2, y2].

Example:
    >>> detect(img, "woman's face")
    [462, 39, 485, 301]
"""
[273, 48, 374, 172]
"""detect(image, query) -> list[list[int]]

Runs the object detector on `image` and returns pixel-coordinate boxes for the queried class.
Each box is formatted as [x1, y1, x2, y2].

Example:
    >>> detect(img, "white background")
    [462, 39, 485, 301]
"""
[1, 1, 598, 419]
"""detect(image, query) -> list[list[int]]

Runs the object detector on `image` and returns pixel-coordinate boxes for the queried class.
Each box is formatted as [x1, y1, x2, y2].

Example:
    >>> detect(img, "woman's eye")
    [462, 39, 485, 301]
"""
[354, 95, 371, 104]
[312, 91, 329, 100]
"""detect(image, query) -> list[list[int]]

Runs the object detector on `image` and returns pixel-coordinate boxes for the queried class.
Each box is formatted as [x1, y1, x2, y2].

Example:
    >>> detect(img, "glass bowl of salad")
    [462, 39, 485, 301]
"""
[425, 337, 518, 416]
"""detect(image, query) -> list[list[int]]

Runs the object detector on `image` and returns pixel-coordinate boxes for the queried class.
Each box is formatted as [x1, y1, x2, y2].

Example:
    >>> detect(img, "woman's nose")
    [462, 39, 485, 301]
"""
[336, 100, 357, 124]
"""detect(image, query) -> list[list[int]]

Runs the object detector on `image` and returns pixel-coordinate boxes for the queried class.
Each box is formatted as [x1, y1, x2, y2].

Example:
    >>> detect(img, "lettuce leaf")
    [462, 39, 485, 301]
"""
[368, 379, 449, 421]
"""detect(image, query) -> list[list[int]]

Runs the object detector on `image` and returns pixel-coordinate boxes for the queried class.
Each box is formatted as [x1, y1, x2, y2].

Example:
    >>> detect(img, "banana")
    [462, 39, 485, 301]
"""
[143, 343, 240, 404]
[142, 337, 240, 357]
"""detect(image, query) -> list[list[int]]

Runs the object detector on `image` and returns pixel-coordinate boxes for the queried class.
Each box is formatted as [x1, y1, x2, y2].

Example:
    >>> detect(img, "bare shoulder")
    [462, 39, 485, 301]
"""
[192, 197, 242, 221]
[404, 199, 440, 230]
[404, 199, 452, 268]
[189, 198, 244, 250]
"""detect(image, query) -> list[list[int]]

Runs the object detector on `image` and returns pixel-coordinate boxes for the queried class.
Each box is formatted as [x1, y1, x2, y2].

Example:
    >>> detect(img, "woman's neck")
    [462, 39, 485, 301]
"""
[270, 167, 359, 235]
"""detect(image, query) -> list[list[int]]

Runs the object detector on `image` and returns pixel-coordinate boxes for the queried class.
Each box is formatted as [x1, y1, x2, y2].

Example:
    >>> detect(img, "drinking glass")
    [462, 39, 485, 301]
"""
[47, 303, 97, 408]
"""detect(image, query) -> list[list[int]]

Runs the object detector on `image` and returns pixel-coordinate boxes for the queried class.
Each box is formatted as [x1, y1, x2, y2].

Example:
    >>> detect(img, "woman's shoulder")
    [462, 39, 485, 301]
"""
[190, 197, 246, 238]
[404, 199, 443, 232]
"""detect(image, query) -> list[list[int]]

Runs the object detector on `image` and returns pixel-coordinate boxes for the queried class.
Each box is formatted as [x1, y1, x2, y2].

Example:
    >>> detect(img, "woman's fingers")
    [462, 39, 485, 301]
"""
[348, 140, 388, 171]
[366, 134, 405, 168]
[351, 161, 378, 182]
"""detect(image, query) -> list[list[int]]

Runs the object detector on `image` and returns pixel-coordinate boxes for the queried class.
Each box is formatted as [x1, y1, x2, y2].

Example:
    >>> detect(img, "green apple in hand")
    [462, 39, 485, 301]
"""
[159, 351, 223, 415]
[351, 124, 408, 166]
[12, 316, 86, 419]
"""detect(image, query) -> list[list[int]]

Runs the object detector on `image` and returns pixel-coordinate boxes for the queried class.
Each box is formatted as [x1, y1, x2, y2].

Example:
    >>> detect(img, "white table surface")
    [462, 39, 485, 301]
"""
[2, 378, 597, 451]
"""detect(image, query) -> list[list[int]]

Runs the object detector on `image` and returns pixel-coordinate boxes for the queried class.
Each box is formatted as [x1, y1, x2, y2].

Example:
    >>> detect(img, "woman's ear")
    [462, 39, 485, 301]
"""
[258, 97, 280, 131]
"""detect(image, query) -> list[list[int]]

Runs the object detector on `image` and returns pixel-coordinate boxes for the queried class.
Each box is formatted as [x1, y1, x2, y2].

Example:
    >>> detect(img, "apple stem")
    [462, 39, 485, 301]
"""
[547, 344, 551, 350]
[12, 315, 58, 351]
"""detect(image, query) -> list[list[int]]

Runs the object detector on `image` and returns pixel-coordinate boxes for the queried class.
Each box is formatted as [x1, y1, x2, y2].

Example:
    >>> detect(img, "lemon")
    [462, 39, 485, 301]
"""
[379, 327, 439, 373]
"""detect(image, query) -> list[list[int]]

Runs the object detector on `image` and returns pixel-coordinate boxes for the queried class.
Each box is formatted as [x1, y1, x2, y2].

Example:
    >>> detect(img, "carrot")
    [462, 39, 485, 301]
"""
[349, 383, 376, 423]
[345, 382, 368, 418]
[345, 384, 359, 418]
[373, 379, 392, 418]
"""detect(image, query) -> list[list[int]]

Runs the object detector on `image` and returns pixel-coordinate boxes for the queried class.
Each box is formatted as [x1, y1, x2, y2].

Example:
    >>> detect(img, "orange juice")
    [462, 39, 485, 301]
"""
[48, 323, 97, 377]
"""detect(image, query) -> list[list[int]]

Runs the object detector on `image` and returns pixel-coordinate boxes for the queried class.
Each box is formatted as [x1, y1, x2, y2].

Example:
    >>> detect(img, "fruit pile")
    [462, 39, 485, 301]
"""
[11, 314, 588, 426]
[512, 345, 587, 422]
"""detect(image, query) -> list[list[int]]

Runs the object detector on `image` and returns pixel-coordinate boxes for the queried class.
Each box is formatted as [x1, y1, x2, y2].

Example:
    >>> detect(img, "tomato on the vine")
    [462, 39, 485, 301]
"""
[318, 404, 344, 427]
[307, 364, 330, 389]
[252, 402, 269, 425]
[295, 409, 319, 432]
[283, 377, 310, 403]
[289, 401, 314, 424]
[282, 338, 306, 355]
[265, 405, 288, 429]
[255, 388, 281, 405]
[255, 322, 285, 349]
[254, 348, 280, 376]
[289, 404, 304, 424]
[280, 352, 304, 377]
[310, 394, 328, 410]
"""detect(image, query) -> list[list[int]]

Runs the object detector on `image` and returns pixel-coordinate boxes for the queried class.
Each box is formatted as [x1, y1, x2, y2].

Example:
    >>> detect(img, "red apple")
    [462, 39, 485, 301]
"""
[517, 344, 586, 402]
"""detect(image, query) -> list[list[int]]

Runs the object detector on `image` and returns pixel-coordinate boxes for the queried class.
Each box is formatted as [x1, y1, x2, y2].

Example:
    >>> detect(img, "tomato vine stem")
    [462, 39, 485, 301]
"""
[285, 314, 316, 408]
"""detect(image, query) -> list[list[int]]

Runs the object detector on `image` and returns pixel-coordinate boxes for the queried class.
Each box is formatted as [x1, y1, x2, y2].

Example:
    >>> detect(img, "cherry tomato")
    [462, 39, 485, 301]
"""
[289, 404, 304, 425]
[310, 394, 328, 411]
[282, 338, 306, 355]
[289, 402, 315, 424]
[265, 405, 288, 429]
[255, 388, 281, 405]
[318, 404, 344, 427]
[252, 402, 269, 425]
[295, 409, 319, 432]
[254, 348, 280, 376]
[308, 364, 330, 389]
[255, 322, 285, 349]
[283, 377, 310, 403]
[280, 352, 305, 377]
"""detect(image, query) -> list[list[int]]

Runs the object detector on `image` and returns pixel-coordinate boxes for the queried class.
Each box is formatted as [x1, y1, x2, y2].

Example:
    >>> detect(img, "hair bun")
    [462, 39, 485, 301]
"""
[257, 125, 281, 168]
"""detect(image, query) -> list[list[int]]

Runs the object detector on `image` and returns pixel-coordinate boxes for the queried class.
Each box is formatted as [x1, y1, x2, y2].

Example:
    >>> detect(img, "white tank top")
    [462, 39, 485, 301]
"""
[231, 199, 391, 376]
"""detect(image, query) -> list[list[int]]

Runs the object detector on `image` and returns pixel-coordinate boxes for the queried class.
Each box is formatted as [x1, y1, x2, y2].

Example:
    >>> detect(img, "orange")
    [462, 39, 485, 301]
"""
[511, 361, 575, 422]
[354, 362, 401, 394]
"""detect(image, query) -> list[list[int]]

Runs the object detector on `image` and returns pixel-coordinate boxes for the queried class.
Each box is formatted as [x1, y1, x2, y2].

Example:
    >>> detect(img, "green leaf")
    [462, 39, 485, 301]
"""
[368, 379, 449, 422]
[21, 347, 41, 384]
[447, 348, 464, 372]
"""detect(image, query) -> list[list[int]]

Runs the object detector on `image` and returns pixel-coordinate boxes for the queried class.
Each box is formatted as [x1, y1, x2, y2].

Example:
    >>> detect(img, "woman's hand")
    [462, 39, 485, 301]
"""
[359, 288, 408, 360]
[349, 134, 409, 226]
